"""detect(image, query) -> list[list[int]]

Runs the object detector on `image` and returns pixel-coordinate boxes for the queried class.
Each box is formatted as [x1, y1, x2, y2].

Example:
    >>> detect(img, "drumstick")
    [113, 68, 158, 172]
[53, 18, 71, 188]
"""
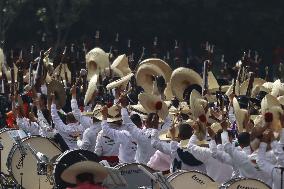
[138, 165, 157, 182]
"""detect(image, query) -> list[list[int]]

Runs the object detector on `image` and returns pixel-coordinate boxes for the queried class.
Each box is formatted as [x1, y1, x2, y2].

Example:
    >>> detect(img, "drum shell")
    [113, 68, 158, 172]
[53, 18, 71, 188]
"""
[7, 136, 62, 189]
[220, 177, 271, 189]
[53, 149, 100, 189]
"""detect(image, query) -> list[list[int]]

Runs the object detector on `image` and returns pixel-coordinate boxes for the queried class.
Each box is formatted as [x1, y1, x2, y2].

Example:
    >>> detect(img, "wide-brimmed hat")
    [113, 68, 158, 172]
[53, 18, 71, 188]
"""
[277, 96, 284, 105]
[262, 82, 274, 92]
[170, 67, 202, 101]
[139, 58, 172, 82]
[86, 48, 110, 80]
[233, 97, 248, 132]
[261, 94, 283, 132]
[111, 54, 132, 76]
[47, 80, 66, 109]
[93, 105, 122, 123]
[130, 103, 148, 115]
[164, 82, 174, 100]
[189, 89, 207, 120]
[61, 160, 108, 185]
[138, 93, 169, 120]
[225, 80, 240, 96]
[271, 79, 284, 97]
[106, 73, 134, 90]
[84, 74, 98, 105]
[239, 78, 266, 95]
[53, 64, 71, 83]
[135, 63, 166, 94]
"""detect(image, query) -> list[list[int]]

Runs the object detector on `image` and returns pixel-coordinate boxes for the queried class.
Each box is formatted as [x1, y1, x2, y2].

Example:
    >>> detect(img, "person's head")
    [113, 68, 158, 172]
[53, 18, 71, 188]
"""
[130, 114, 142, 129]
[237, 132, 251, 148]
[76, 172, 94, 184]
[178, 123, 194, 140]
[66, 112, 78, 124]
[183, 84, 202, 103]
[215, 129, 234, 145]
[145, 113, 159, 129]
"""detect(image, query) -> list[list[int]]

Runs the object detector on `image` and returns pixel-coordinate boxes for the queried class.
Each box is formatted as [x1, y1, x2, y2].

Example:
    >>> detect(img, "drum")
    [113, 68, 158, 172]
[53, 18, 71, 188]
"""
[53, 149, 100, 189]
[114, 163, 155, 189]
[167, 170, 218, 189]
[220, 178, 271, 189]
[0, 128, 27, 174]
[7, 136, 62, 189]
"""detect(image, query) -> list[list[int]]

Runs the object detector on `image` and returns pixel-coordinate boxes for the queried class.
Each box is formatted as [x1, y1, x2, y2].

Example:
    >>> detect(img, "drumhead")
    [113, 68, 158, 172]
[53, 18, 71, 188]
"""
[114, 163, 155, 189]
[0, 128, 26, 174]
[220, 177, 271, 189]
[53, 149, 100, 189]
[167, 170, 217, 189]
[7, 136, 62, 189]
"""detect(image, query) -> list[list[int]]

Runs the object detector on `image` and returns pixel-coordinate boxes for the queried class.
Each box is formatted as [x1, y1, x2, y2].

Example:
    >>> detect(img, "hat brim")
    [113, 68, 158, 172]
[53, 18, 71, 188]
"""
[61, 161, 108, 185]
[106, 73, 134, 90]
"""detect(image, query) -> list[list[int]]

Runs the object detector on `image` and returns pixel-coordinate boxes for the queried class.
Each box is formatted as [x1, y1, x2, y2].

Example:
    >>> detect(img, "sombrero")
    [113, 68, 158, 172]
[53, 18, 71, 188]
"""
[225, 80, 240, 96]
[84, 74, 98, 105]
[136, 63, 166, 94]
[47, 80, 66, 109]
[53, 64, 71, 83]
[130, 103, 148, 115]
[86, 48, 110, 80]
[239, 78, 266, 96]
[111, 54, 132, 76]
[233, 97, 248, 132]
[277, 96, 284, 105]
[170, 67, 202, 101]
[262, 82, 273, 92]
[139, 93, 169, 120]
[139, 58, 172, 82]
[93, 105, 122, 123]
[164, 82, 174, 100]
[106, 73, 134, 90]
[261, 94, 283, 132]
[61, 160, 108, 185]
[271, 79, 284, 97]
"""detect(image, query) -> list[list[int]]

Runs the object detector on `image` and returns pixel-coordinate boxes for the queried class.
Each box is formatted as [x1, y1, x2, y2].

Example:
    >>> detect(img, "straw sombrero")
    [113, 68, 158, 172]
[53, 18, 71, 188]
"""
[106, 73, 134, 90]
[47, 80, 66, 109]
[277, 96, 284, 105]
[261, 94, 283, 132]
[271, 79, 284, 97]
[170, 67, 202, 101]
[139, 58, 172, 82]
[139, 93, 169, 120]
[225, 80, 240, 96]
[86, 48, 110, 80]
[93, 105, 122, 123]
[136, 63, 166, 94]
[61, 161, 108, 185]
[262, 82, 273, 92]
[53, 64, 71, 83]
[164, 82, 174, 100]
[111, 54, 131, 76]
[233, 97, 248, 132]
[130, 103, 148, 115]
[239, 78, 266, 95]
[84, 74, 98, 105]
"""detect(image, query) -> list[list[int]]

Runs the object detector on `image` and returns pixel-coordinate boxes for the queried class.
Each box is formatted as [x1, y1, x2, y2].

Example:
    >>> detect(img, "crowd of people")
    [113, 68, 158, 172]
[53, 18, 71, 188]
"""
[0, 39, 284, 189]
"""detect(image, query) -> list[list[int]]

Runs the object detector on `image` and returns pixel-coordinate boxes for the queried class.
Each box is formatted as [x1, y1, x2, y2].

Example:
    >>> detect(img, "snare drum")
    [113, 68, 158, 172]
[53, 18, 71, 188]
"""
[220, 177, 271, 189]
[114, 163, 155, 189]
[167, 170, 218, 189]
[7, 136, 62, 189]
[53, 149, 100, 189]
[0, 128, 27, 174]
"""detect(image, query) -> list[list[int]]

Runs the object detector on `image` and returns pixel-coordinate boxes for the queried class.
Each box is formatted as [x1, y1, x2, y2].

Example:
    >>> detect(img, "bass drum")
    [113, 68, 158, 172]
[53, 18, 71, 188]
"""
[220, 178, 271, 189]
[167, 170, 218, 189]
[53, 149, 100, 189]
[0, 128, 27, 174]
[7, 136, 62, 189]
[114, 163, 155, 189]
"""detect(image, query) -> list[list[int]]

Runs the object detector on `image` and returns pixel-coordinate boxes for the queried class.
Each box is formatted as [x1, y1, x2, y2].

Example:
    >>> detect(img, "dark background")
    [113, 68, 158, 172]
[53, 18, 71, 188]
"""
[1, 0, 284, 78]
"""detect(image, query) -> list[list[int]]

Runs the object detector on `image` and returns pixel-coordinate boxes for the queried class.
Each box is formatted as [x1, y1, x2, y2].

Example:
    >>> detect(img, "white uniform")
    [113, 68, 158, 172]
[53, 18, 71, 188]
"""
[122, 108, 173, 164]
[51, 104, 84, 150]
[36, 110, 53, 137]
[101, 120, 137, 163]
[16, 117, 39, 135]
[187, 135, 233, 183]
[71, 99, 101, 151]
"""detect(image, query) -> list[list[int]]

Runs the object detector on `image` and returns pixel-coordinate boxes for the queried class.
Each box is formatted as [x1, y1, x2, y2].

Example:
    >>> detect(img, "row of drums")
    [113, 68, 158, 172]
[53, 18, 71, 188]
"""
[0, 128, 271, 189]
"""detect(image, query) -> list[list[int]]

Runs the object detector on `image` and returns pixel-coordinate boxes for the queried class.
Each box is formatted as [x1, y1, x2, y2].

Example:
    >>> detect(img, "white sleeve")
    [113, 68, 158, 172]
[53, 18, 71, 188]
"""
[187, 134, 199, 147]
[101, 120, 128, 144]
[279, 128, 284, 147]
[121, 108, 136, 126]
[94, 131, 103, 156]
[257, 142, 275, 176]
[37, 110, 51, 130]
[188, 144, 212, 163]
[159, 116, 173, 132]
[16, 117, 29, 132]
[78, 129, 92, 150]
[271, 140, 284, 167]
[51, 104, 69, 133]
[71, 99, 92, 129]
[224, 142, 249, 167]
[151, 138, 172, 155]
[210, 141, 233, 166]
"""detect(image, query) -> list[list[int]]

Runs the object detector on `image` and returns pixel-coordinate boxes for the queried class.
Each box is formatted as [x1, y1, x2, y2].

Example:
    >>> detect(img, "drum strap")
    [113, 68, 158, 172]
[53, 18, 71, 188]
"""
[173, 148, 203, 172]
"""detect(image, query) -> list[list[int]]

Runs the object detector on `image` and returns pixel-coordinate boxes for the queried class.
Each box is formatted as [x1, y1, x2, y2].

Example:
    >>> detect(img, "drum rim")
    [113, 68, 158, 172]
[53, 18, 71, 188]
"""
[114, 163, 155, 172]
[0, 128, 17, 134]
[221, 177, 271, 189]
[167, 170, 215, 182]
[6, 136, 62, 187]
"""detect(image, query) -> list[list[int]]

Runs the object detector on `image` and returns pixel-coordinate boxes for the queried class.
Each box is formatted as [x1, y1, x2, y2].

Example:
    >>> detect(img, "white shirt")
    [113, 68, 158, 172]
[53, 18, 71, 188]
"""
[187, 135, 233, 183]
[16, 117, 39, 135]
[71, 99, 93, 130]
[37, 110, 53, 137]
[77, 122, 101, 152]
[101, 120, 137, 163]
[51, 104, 84, 150]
